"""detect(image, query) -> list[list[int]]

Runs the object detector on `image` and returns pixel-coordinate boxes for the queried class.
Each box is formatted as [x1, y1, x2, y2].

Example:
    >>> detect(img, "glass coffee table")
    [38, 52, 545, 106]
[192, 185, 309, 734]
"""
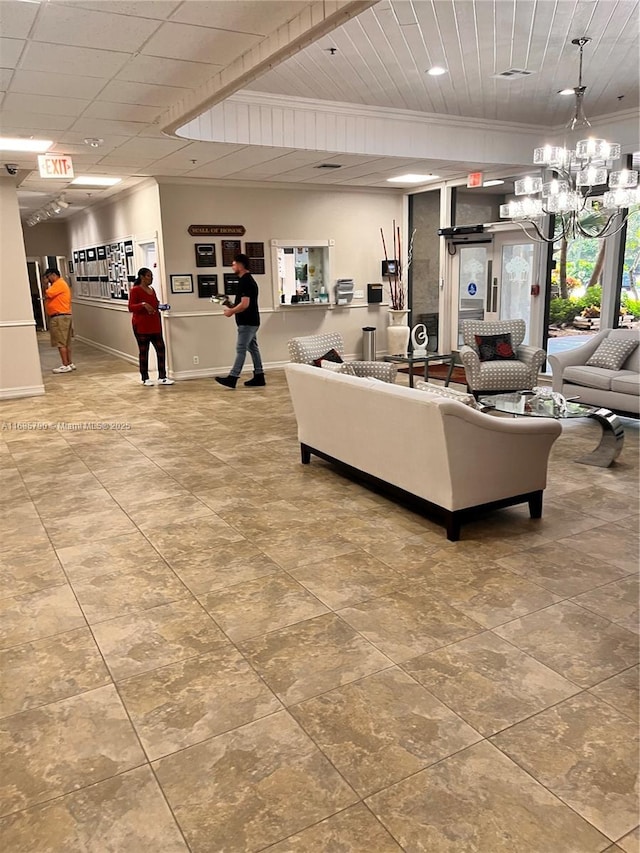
[479, 391, 624, 468]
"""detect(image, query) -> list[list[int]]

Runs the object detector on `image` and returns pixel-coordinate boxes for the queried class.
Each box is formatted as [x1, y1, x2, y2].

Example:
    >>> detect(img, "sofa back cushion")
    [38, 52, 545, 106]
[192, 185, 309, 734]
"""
[288, 333, 345, 364]
[607, 329, 640, 373]
[415, 380, 478, 407]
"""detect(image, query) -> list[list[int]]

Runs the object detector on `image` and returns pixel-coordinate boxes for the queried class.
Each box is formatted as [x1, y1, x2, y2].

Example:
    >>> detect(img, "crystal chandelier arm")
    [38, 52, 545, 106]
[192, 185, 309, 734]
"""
[575, 211, 628, 240]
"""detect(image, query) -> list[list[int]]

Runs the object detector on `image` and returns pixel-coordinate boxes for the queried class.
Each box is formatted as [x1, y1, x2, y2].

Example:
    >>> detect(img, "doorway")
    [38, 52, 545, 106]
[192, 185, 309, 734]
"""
[26, 258, 47, 331]
[444, 226, 541, 350]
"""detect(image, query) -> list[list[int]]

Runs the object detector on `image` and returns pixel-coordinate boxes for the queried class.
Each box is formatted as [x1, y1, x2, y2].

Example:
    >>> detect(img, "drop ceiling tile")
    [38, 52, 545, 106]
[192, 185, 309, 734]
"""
[141, 21, 260, 65]
[66, 1, 181, 19]
[96, 153, 155, 168]
[107, 136, 190, 158]
[57, 132, 131, 150]
[170, 1, 309, 36]
[9, 69, 106, 100]
[70, 117, 150, 136]
[0, 111, 75, 132]
[31, 3, 161, 53]
[2, 92, 89, 118]
[116, 54, 221, 88]
[97, 80, 188, 108]
[82, 101, 161, 123]
[20, 42, 130, 78]
[150, 141, 243, 169]
[0, 1, 39, 39]
[0, 68, 12, 89]
[0, 38, 25, 69]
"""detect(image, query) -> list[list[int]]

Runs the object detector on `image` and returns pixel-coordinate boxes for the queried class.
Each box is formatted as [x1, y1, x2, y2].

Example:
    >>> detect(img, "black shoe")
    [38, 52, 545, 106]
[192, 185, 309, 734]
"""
[244, 373, 266, 387]
[215, 375, 237, 389]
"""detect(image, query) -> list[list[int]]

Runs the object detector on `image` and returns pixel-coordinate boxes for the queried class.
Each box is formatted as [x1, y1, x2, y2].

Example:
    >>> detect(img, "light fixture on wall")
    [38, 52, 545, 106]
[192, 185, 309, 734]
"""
[500, 36, 638, 242]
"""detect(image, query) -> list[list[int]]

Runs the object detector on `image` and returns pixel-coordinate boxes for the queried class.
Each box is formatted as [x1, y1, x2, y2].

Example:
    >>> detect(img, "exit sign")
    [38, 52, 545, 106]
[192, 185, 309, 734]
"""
[37, 154, 74, 179]
[467, 172, 483, 188]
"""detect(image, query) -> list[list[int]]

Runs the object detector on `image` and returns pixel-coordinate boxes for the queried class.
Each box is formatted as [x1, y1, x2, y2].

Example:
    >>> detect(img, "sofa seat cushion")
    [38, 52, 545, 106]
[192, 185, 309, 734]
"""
[563, 365, 618, 391]
[610, 371, 640, 396]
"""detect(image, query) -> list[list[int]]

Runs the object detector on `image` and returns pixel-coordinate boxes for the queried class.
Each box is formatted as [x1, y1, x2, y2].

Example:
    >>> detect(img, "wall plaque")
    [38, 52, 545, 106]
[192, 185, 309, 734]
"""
[245, 241, 265, 258]
[197, 274, 218, 299]
[195, 243, 216, 267]
[248, 257, 265, 275]
[222, 239, 242, 266]
[188, 225, 246, 237]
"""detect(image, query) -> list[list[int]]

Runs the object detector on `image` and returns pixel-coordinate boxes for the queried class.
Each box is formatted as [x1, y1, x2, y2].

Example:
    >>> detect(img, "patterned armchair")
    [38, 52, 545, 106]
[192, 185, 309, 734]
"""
[460, 319, 546, 395]
[287, 332, 397, 383]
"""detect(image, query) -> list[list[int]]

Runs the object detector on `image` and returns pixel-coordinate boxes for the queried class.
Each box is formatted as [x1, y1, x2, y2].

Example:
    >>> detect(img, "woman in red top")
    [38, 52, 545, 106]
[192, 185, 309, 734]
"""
[128, 268, 174, 386]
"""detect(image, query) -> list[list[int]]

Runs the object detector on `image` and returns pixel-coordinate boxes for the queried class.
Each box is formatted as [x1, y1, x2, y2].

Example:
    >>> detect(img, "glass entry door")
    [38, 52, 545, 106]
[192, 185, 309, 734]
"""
[494, 235, 536, 343]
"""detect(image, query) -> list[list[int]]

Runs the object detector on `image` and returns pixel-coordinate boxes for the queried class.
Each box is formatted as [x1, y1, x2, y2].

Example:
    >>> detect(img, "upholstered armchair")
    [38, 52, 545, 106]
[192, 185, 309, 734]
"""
[459, 319, 546, 395]
[287, 332, 397, 382]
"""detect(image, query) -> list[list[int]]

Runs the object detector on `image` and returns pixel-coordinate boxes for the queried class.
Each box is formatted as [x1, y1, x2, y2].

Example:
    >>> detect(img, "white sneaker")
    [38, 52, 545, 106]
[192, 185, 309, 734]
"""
[52, 365, 73, 373]
[158, 378, 175, 385]
[142, 379, 154, 386]
[69, 363, 77, 370]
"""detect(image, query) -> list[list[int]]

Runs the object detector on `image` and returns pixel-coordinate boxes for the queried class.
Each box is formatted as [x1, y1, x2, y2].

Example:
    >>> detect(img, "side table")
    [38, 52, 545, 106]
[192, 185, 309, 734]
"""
[384, 352, 457, 388]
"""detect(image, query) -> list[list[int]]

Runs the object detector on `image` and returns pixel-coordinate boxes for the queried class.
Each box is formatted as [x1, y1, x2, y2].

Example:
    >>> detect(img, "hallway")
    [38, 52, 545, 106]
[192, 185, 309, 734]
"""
[0, 341, 638, 852]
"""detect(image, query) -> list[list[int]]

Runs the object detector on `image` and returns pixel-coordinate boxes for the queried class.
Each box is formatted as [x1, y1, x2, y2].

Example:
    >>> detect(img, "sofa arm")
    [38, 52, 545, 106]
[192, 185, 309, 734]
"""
[347, 361, 398, 383]
[459, 345, 481, 386]
[517, 344, 546, 384]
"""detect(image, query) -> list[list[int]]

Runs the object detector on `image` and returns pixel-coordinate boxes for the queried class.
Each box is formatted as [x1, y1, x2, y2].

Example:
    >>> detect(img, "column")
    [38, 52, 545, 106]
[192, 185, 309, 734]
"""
[0, 177, 44, 399]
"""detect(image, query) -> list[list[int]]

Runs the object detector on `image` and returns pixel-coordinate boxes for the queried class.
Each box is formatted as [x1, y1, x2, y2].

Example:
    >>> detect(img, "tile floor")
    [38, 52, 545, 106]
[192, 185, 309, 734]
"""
[0, 339, 638, 852]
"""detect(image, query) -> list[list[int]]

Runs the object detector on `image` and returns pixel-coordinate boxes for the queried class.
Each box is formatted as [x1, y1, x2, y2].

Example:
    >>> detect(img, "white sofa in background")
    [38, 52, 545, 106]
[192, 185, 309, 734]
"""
[549, 328, 640, 416]
[285, 363, 561, 540]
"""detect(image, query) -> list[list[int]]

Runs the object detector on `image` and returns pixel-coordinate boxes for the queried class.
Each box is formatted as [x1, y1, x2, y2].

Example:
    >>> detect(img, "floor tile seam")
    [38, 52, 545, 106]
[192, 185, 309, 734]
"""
[329, 607, 488, 668]
[487, 737, 621, 844]
[483, 625, 618, 690]
[254, 802, 390, 852]
[0, 759, 150, 823]
[0, 576, 72, 606]
[73, 588, 197, 628]
[278, 561, 416, 617]
[567, 594, 640, 629]
[393, 653, 583, 736]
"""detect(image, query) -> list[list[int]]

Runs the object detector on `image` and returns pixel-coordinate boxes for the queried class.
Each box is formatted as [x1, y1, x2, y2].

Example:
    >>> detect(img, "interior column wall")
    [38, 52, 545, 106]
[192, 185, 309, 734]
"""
[0, 178, 44, 399]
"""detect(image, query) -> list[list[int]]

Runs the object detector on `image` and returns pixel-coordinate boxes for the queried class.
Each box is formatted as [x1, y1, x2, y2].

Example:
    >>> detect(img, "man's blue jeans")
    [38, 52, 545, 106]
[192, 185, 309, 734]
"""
[230, 325, 263, 378]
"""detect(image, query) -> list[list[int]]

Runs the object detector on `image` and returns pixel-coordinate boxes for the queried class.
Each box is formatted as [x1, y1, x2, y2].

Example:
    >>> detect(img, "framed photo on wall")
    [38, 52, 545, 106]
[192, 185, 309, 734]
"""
[170, 273, 194, 294]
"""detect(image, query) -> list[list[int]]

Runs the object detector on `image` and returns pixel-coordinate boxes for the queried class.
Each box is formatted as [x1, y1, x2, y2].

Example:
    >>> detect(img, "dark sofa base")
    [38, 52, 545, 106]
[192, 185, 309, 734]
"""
[301, 443, 543, 542]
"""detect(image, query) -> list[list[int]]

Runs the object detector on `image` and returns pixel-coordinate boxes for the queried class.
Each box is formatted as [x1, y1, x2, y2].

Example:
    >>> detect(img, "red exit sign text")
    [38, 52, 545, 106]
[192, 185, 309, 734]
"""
[37, 154, 74, 179]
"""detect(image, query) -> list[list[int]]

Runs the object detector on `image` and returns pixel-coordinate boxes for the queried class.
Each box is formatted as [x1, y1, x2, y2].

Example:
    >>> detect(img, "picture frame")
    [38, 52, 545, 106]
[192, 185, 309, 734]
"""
[195, 243, 216, 267]
[197, 274, 218, 299]
[170, 273, 194, 294]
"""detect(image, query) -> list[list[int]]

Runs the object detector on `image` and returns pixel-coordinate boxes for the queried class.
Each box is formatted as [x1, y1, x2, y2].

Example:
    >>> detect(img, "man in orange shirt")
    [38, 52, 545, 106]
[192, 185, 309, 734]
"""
[44, 268, 75, 373]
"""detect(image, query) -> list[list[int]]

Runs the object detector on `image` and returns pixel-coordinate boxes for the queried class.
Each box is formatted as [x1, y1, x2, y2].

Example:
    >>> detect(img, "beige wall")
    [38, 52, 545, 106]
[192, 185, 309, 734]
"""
[0, 178, 44, 398]
[23, 220, 70, 261]
[158, 181, 403, 377]
[66, 180, 163, 364]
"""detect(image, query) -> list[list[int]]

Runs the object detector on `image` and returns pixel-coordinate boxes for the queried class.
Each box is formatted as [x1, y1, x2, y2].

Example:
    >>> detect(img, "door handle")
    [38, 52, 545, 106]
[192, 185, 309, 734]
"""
[492, 277, 499, 313]
[486, 260, 493, 311]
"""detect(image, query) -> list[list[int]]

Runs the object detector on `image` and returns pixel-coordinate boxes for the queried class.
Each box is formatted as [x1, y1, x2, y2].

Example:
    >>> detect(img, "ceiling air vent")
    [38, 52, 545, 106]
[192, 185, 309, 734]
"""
[315, 163, 342, 169]
[492, 68, 535, 80]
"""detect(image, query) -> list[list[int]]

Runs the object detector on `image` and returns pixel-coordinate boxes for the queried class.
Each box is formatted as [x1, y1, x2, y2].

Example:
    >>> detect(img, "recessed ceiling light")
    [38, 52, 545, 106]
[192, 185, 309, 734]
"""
[387, 174, 441, 183]
[483, 179, 505, 187]
[83, 137, 104, 148]
[71, 176, 122, 186]
[427, 66, 447, 76]
[558, 88, 575, 95]
[0, 137, 52, 153]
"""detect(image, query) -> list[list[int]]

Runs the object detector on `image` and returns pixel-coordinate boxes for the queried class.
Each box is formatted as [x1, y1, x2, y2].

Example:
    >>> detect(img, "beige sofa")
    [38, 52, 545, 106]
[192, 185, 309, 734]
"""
[549, 328, 640, 416]
[285, 363, 561, 540]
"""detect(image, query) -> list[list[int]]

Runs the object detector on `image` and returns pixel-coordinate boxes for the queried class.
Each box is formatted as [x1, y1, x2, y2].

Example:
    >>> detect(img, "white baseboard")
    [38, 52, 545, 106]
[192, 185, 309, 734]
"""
[74, 336, 137, 366]
[172, 361, 289, 381]
[0, 384, 46, 400]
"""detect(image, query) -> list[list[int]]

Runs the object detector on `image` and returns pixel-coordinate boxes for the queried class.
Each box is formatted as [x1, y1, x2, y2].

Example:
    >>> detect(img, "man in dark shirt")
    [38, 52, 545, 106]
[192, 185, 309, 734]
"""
[215, 254, 266, 388]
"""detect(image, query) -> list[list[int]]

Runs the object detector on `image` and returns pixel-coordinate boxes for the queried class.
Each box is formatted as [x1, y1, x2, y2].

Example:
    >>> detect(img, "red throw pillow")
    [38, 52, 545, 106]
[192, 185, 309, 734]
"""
[474, 333, 517, 361]
[312, 348, 343, 367]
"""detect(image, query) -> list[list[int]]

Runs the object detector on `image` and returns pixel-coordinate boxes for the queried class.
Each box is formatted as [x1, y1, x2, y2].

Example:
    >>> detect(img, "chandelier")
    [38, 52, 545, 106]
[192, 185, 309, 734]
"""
[501, 36, 639, 242]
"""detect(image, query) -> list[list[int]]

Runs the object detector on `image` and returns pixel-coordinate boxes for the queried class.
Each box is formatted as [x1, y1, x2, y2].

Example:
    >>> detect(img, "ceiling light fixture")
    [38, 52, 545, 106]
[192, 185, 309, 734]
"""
[387, 174, 441, 183]
[501, 36, 637, 241]
[482, 179, 505, 187]
[427, 66, 447, 76]
[0, 137, 52, 153]
[558, 88, 575, 95]
[71, 176, 121, 186]
[83, 138, 104, 148]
